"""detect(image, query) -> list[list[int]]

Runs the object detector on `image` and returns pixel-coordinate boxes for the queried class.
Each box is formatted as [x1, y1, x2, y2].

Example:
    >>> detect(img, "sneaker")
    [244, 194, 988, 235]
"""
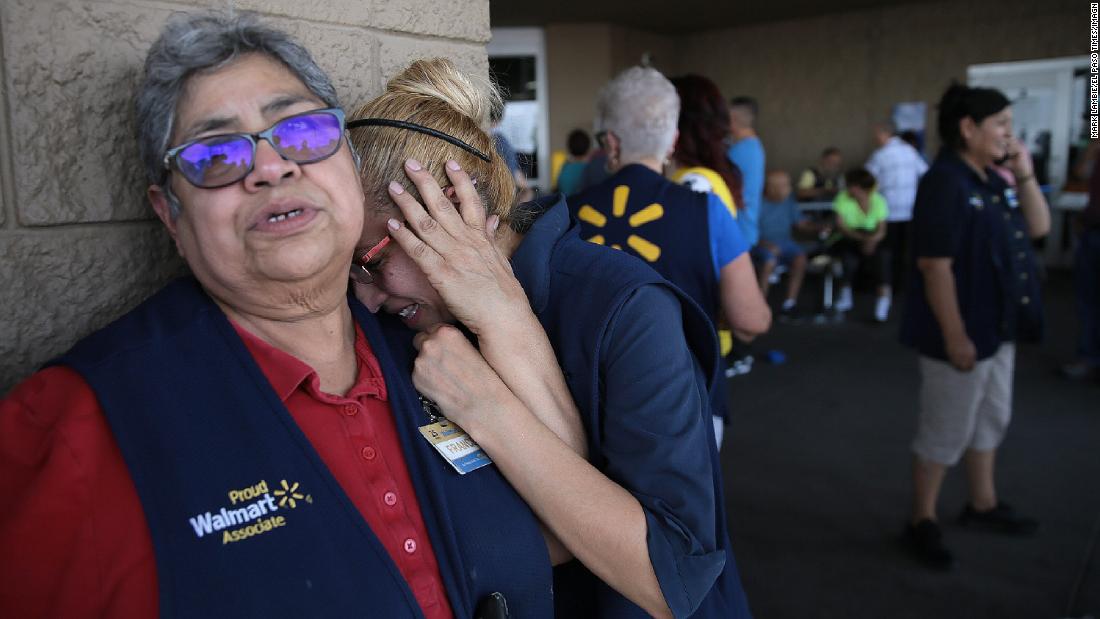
[874, 295, 891, 322]
[957, 502, 1038, 536]
[834, 286, 853, 312]
[903, 519, 956, 571]
[724, 355, 754, 378]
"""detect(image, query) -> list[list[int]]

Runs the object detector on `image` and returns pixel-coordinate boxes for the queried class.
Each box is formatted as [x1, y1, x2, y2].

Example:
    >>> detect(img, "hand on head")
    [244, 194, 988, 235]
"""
[383, 157, 528, 336]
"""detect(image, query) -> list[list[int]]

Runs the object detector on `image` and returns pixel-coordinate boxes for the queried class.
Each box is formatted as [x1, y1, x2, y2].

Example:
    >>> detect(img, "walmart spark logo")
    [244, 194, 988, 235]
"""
[577, 184, 664, 262]
[273, 479, 306, 509]
[186, 479, 312, 545]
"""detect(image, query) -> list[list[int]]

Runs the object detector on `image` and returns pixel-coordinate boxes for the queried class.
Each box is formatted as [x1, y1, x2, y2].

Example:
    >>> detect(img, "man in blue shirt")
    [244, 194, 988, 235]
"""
[727, 96, 766, 246]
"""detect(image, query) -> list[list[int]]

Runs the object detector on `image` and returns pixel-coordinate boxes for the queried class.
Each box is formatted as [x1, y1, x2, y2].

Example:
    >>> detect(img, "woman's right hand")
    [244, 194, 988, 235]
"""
[945, 333, 977, 371]
[384, 158, 534, 337]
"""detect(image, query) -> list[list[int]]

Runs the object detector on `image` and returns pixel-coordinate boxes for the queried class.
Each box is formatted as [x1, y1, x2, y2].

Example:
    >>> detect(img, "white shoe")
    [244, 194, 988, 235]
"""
[874, 295, 891, 322]
[835, 286, 853, 312]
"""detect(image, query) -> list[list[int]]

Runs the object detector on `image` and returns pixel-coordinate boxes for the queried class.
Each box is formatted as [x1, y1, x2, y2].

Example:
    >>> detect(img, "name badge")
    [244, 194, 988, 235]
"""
[1005, 187, 1020, 209]
[418, 419, 493, 475]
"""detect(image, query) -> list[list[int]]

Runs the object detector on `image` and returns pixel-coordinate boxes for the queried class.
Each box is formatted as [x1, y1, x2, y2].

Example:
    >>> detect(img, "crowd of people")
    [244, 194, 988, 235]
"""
[0, 7, 1093, 618]
[538, 59, 1067, 578]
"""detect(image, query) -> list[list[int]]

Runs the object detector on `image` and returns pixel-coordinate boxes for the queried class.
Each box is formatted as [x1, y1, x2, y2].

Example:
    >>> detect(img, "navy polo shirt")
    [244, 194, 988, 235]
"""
[900, 150, 1043, 361]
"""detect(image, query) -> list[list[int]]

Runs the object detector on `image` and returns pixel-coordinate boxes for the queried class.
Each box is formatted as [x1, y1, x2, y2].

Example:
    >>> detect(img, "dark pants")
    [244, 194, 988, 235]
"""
[886, 221, 911, 292]
[1075, 227, 1100, 365]
[831, 237, 892, 289]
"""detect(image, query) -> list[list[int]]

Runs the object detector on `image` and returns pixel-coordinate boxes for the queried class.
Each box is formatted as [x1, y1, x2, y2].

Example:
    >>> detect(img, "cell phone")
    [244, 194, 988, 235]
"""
[474, 592, 509, 619]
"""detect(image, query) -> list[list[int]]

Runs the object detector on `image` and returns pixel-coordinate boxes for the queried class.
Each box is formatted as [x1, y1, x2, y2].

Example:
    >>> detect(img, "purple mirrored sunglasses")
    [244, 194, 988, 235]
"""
[162, 108, 346, 189]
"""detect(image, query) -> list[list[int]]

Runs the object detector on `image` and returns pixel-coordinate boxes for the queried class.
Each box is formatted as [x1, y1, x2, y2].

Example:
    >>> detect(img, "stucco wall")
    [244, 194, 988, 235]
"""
[678, 0, 1080, 175]
[545, 23, 675, 154]
[0, 0, 491, 394]
[542, 0, 1079, 177]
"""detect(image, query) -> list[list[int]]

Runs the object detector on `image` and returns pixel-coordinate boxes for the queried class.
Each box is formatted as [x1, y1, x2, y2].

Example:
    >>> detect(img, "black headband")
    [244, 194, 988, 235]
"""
[347, 117, 491, 163]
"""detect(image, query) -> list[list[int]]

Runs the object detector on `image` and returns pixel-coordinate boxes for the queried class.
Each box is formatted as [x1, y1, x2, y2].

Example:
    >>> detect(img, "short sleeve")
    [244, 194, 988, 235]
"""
[865, 151, 883, 181]
[912, 168, 966, 258]
[786, 199, 805, 225]
[0, 367, 157, 618]
[681, 173, 714, 195]
[707, 193, 749, 276]
[871, 192, 889, 223]
[797, 169, 815, 190]
[600, 286, 725, 617]
[916, 153, 930, 176]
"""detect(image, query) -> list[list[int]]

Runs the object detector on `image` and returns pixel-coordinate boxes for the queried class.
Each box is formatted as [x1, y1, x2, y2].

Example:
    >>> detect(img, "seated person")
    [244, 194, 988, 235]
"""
[751, 170, 829, 315]
[830, 168, 892, 321]
[797, 146, 844, 202]
[555, 128, 591, 196]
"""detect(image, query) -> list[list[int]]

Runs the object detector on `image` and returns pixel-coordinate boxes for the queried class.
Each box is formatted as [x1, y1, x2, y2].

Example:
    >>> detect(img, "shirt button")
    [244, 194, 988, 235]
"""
[361, 446, 376, 460]
[383, 491, 398, 506]
[1018, 251, 1026, 260]
[1021, 296, 1030, 305]
[1020, 272, 1028, 281]
[1015, 230, 1024, 239]
[342, 404, 358, 416]
[403, 538, 417, 554]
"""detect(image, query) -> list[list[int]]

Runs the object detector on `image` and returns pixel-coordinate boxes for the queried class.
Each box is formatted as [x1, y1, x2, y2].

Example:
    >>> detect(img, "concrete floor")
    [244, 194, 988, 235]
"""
[720, 269, 1099, 619]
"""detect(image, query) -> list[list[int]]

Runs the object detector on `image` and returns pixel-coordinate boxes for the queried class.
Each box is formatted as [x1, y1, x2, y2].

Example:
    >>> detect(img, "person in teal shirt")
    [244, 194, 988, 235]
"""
[831, 167, 892, 321]
[556, 129, 591, 197]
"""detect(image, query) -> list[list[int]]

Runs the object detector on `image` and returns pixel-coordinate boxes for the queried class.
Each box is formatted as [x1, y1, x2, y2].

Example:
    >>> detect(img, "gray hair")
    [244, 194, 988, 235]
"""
[595, 67, 679, 163]
[136, 10, 340, 217]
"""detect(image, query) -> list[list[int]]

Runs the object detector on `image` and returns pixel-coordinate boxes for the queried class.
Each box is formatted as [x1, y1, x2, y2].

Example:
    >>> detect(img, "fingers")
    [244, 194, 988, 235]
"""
[399, 158, 468, 239]
[444, 159, 487, 231]
[414, 322, 458, 351]
[486, 215, 500, 242]
[388, 178, 457, 257]
[384, 217, 444, 275]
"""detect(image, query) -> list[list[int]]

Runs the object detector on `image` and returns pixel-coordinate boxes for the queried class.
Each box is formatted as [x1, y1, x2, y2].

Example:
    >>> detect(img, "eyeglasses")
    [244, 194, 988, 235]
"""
[350, 235, 391, 285]
[163, 108, 346, 189]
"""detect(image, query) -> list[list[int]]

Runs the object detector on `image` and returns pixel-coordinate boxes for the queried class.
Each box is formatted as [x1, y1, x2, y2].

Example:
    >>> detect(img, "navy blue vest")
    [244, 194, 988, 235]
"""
[516, 198, 751, 618]
[54, 277, 553, 618]
[568, 164, 719, 329]
[569, 164, 729, 422]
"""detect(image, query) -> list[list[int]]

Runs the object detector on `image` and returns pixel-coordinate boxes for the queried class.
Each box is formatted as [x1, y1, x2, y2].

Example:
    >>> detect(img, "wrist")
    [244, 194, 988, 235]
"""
[944, 329, 969, 345]
[1014, 172, 1035, 185]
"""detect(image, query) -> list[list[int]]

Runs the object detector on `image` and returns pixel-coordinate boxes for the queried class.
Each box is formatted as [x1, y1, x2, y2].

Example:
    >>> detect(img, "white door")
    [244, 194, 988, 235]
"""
[488, 28, 550, 193]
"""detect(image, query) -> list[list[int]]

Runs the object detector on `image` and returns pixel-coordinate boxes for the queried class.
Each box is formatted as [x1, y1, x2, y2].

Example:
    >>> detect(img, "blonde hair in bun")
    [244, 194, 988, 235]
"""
[348, 58, 516, 223]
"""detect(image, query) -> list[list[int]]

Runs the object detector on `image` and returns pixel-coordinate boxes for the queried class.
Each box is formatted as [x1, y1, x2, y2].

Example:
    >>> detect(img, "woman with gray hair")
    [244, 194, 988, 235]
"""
[570, 67, 770, 447]
[0, 10, 555, 618]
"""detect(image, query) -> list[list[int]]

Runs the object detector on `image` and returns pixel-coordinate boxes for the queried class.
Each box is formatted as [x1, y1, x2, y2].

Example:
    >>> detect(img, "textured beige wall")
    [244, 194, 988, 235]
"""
[546, 23, 676, 153]
[546, 24, 614, 153]
[0, 0, 491, 394]
[677, 0, 1080, 175]
[542, 0, 1079, 176]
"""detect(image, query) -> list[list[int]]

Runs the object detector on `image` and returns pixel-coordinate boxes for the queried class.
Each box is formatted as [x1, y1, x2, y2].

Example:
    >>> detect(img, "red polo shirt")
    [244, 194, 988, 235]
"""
[0, 322, 453, 619]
